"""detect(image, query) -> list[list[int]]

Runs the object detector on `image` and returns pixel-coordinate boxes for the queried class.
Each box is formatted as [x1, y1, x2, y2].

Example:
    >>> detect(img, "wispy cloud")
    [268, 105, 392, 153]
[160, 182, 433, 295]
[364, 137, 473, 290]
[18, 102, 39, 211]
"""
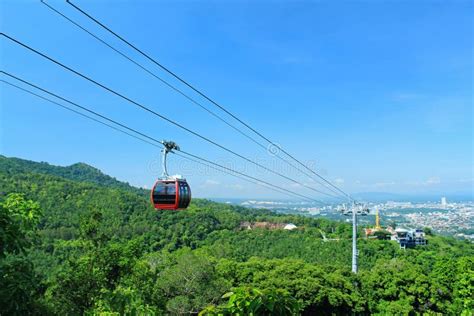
[225, 183, 245, 191]
[425, 177, 441, 185]
[374, 181, 396, 188]
[392, 92, 425, 101]
[200, 179, 221, 188]
[405, 177, 442, 187]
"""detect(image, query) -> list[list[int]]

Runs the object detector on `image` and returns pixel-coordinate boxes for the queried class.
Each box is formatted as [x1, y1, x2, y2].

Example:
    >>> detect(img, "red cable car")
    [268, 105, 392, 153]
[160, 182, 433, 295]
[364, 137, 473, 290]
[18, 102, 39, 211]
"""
[151, 179, 191, 210]
[151, 141, 191, 210]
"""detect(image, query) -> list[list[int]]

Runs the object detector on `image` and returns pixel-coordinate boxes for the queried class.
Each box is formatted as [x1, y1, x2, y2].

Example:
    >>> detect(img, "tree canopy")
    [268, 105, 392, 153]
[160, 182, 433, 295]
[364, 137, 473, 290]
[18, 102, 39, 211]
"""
[0, 156, 472, 315]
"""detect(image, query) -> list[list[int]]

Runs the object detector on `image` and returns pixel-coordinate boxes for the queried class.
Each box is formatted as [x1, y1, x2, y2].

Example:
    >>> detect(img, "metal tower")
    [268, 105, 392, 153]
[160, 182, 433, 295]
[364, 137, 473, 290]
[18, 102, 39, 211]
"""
[352, 205, 358, 273]
[341, 203, 369, 273]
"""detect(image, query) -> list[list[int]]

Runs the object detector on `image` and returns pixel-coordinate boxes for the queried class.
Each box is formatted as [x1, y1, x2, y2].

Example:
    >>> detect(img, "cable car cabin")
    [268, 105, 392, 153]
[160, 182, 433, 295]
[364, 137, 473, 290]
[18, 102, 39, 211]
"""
[151, 179, 191, 210]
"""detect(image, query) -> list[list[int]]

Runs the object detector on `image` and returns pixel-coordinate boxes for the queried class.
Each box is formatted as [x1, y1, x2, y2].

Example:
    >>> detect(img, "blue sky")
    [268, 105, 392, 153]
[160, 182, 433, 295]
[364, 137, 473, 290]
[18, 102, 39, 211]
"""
[1, 0, 472, 200]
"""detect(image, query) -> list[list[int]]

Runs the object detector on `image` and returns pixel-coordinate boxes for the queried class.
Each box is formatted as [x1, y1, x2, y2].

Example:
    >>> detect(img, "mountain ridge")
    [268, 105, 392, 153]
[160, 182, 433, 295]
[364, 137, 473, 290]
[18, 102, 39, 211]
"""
[0, 155, 146, 195]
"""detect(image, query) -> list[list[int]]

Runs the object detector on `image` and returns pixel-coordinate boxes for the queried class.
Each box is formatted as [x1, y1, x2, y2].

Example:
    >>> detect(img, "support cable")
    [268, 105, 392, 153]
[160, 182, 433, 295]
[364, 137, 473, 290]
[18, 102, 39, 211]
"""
[40, 0, 343, 199]
[0, 34, 339, 199]
[65, 0, 354, 201]
[0, 73, 323, 204]
[1, 79, 160, 148]
[40, 0, 267, 151]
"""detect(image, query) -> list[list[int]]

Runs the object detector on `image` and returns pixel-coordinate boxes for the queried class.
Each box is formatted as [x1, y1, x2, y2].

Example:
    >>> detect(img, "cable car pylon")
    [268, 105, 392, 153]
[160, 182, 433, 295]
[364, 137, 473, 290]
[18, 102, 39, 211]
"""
[340, 203, 369, 273]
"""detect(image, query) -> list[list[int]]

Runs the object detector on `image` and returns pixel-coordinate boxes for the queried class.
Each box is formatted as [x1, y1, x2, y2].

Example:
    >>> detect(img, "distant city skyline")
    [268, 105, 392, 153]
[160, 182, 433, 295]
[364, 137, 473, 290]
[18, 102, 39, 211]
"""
[1, 1, 472, 199]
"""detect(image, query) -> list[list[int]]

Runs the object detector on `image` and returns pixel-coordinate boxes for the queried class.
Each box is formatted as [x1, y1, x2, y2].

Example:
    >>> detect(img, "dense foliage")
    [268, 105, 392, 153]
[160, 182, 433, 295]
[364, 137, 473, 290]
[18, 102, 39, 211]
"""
[0, 156, 472, 315]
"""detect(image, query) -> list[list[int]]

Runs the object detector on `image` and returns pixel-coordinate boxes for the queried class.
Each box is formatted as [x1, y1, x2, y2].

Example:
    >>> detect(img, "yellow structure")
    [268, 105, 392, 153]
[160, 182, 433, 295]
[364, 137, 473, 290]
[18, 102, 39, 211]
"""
[375, 208, 381, 230]
[365, 208, 382, 237]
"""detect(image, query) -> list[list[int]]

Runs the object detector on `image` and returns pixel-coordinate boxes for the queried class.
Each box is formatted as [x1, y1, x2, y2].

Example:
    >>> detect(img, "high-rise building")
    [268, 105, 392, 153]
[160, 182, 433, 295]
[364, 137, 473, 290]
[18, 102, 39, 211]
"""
[441, 197, 447, 207]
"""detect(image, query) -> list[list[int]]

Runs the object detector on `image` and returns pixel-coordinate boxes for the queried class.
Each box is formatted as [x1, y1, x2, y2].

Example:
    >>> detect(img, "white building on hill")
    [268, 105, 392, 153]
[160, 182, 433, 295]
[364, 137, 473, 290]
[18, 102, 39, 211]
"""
[284, 223, 297, 230]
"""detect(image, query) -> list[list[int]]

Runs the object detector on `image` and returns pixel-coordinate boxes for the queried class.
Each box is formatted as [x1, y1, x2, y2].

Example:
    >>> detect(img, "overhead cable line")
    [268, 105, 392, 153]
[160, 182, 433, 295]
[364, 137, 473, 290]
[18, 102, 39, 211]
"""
[173, 152, 316, 202]
[1, 71, 162, 146]
[0, 81, 304, 202]
[174, 151, 318, 203]
[40, 0, 342, 199]
[0, 33, 338, 199]
[176, 150, 320, 203]
[1, 79, 159, 148]
[39, 0, 268, 151]
[0, 72, 323, 204]
[65, 0, 354, 202]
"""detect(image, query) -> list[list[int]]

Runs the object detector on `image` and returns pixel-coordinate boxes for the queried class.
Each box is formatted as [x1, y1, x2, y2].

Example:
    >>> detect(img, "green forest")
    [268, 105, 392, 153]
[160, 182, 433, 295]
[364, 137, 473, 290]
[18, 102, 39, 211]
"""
[0, 155, 473, 315]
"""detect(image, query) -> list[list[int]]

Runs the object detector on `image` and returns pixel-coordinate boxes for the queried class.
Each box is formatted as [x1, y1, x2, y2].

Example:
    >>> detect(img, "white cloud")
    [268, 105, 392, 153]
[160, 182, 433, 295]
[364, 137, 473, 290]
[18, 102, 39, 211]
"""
[425, 177, 441, 185]
[392, 92, 424, 101]
[200, 179, 221, 188]
[225, 183, 245, 191]
[374, 181, 396, 188]
[334, 178, 345, 185]
[405, 177, 442, 187]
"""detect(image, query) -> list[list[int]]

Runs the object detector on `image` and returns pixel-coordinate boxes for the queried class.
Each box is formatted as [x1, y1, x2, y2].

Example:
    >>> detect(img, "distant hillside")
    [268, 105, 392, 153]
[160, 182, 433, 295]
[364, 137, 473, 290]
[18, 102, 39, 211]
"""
[0, 155, 146, 195]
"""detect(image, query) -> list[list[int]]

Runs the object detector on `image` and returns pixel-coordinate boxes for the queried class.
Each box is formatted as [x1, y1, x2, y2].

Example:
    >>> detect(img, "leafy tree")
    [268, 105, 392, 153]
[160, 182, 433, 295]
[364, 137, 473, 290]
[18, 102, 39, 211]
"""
[373, 230, 391, 240]
[200, 287, 300, 316]
[423, 227, 433, 236]
[153, 250, 230, 314]
[0, 255, 47, 315]
[0, 194, 45, 315]
[216, 257, 363, 314]
[451, 256, 474, 315]
[45, 246, 114, 315]
[0, 193, 41, 256]
[360, 258, 432, 314]
[91, 285, 157, 315]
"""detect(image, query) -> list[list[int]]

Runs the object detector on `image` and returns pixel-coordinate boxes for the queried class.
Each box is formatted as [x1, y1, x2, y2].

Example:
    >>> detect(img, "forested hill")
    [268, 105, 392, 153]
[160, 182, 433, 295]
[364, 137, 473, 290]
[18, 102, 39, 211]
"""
[0, 156, 473, 315]
[0, 155, 145, 195]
